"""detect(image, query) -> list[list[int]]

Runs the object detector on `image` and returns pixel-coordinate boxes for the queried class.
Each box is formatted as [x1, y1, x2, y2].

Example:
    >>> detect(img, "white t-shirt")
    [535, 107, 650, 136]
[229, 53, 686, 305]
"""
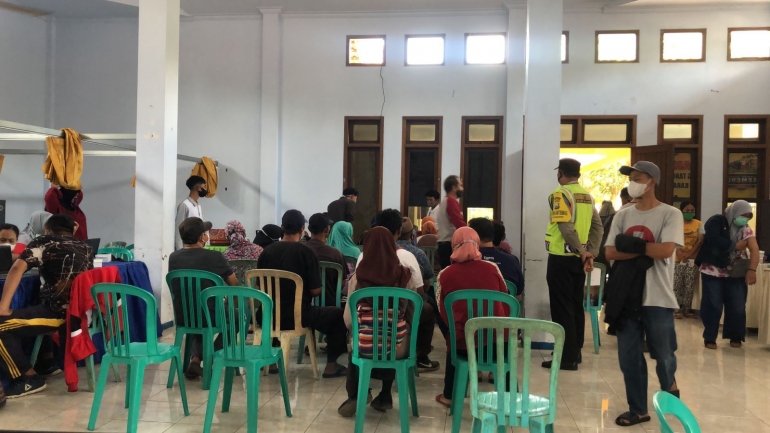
[427, 205, 441, 231]
[357, 249, 424, 290]
[605, 203, 684, 309]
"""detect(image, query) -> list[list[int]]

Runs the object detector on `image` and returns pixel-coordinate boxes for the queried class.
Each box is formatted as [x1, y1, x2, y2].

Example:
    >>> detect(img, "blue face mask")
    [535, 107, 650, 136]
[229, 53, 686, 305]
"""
[734, 216, 750, 227]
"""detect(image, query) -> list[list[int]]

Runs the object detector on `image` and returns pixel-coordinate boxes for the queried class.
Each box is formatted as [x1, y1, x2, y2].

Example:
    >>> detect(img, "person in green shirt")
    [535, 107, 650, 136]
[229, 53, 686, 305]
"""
[542, 158, 603, 371]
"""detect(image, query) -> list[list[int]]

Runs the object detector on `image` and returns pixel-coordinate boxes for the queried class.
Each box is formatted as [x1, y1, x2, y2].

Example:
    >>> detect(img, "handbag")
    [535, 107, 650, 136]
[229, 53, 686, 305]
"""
[727, 258, 751, 278]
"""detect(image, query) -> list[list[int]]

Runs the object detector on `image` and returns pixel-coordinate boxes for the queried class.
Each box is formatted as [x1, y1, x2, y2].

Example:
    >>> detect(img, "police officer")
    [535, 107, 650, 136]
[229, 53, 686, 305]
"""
[542, 158, 604, 371]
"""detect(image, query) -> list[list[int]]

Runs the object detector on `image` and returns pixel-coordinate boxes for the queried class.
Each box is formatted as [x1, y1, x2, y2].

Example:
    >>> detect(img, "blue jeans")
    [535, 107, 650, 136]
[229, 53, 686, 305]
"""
[616, 307, 677, 415]
[700, 274, 748, 342]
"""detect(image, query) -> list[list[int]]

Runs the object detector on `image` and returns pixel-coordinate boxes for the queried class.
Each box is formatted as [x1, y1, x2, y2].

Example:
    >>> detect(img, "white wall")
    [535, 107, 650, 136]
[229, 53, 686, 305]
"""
[53, 16, 262, 243]
[0, 10, 50, 228]
[562, 8, 770, 219]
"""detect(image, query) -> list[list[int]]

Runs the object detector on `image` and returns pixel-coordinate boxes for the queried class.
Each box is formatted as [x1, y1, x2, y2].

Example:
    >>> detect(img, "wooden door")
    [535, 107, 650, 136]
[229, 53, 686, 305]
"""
[346, 147, 381, 242]
[632, 143, 674, 205]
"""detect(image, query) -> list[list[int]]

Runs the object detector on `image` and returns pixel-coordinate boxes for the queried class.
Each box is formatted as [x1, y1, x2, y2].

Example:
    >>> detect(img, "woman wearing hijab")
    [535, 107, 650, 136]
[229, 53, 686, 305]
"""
[15, 211, 53, 255]
[435, 227, 510, 408]
[223, 220, 263, 261]
[328, 222, 360, 259]
[599, 200, 616, 225]
[697, 200, 760, 349]
[44, 186, 88, 240]
[417, 220, 438, 244]
[253, 224, 282, 248]
[338, 227, 414, 418]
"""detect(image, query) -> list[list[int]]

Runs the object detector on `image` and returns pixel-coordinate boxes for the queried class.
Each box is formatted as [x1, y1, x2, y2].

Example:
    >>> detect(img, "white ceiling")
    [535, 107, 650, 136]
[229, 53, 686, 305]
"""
[2, 0, 768, 18]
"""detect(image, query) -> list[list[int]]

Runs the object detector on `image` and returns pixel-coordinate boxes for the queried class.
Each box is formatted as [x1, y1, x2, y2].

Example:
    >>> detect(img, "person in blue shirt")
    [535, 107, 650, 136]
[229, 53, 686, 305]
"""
[468, 218, 524, 300]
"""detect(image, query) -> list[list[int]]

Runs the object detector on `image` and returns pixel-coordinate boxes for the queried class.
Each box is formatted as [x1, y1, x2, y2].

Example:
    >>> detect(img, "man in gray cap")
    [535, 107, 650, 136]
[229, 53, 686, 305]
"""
[604, 161, 684, 427]
[542, 158, 603, 371]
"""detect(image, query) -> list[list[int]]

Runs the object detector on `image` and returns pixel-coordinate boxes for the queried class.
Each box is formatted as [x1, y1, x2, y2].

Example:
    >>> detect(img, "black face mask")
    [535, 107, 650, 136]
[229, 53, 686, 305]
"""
[198, 188, 208, 198]
[455, 190, 464, 199]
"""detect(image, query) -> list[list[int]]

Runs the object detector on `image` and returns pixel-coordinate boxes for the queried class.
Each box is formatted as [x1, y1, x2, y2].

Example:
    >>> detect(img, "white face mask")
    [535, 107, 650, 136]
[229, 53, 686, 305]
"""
[627, 181, 649, 198]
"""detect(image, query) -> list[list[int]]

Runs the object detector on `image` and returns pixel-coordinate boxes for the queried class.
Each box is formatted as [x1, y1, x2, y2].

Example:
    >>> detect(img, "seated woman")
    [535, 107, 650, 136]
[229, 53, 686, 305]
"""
[435, 227, 510, 408]
[224, 220, 262, 263]
[328, 221, 360, 296]
[338, 227, 416, 417]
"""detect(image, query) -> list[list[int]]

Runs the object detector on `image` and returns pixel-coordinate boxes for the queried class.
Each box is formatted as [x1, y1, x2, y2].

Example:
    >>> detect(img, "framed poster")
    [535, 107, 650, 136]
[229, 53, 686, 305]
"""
[727, 152, 759, 199]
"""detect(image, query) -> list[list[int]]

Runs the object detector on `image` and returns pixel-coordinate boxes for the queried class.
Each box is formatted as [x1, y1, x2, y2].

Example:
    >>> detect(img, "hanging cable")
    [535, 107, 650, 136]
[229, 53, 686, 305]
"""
[379, 65, 385, 117]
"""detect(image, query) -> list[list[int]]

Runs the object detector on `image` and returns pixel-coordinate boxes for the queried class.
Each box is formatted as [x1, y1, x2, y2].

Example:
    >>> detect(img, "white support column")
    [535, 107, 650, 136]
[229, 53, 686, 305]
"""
[522, 0, 563, 322]
[134, 0, 180, 324]
[259, 8, 282, 225]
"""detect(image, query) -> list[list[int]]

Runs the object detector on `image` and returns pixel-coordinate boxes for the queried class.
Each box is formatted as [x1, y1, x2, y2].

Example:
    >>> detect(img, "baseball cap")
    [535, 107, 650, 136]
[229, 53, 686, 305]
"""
[401, 217, 414, 235]
[179, 217, 212, 245]
[620, 161, 661, 184]
[308, 213, 332, 234]
[281, 209, 306, 234]
[555, 158, 581, 176]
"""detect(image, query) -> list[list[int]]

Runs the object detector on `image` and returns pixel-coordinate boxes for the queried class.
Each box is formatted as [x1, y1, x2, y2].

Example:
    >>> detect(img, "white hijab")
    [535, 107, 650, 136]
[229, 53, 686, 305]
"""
[725, 200, 753, 243]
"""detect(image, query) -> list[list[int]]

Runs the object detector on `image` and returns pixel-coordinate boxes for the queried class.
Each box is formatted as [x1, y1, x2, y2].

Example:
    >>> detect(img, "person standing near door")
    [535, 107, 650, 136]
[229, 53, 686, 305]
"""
[436, 175, 466, 269]
[327, 188, 357, 223]
[175, 176, 207, 251]
[542, 158, 603, 371]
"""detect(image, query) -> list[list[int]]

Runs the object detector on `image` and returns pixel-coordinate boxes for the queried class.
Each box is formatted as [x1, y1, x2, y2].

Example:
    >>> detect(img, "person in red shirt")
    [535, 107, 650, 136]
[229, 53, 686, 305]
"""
[44, 186, 88, 240]
[435, 226, 509, 408]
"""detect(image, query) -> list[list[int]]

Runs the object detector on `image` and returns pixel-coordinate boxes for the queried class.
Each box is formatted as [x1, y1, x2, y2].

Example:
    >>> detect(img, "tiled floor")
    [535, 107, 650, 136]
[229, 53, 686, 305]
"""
[4, 317, 770, 433]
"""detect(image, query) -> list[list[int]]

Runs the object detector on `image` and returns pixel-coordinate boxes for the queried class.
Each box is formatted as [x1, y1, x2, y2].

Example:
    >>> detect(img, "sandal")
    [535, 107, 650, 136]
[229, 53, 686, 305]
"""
[730, 340, 742, 348]
[435, 394, 451, 409]
[704, 341, 717, 350]
[615, 411, 651, 427]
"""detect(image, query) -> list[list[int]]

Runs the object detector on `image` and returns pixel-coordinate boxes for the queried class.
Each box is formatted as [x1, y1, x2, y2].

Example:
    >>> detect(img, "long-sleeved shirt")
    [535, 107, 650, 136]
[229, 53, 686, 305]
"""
[436, 196, 466, 243]
[327, 197, 355, 223]
[557, 208, 603, 256]
[174, 197, 202, 250]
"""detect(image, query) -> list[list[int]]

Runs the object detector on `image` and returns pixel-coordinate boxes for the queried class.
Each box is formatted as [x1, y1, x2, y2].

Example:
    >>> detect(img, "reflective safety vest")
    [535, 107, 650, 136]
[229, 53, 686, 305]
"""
[545, 182, 594, 256]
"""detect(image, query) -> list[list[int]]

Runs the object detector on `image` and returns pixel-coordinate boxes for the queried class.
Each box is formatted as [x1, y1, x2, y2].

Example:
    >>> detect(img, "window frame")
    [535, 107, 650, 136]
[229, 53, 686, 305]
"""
[658, 115, 703, 215]
[460, 116, 503, 220]
[343, 116, 384, 215]
[660, 28, 707, 63]
[401, 116, 443, 216]
[560, 116, 637, 147]
[464, 32, 507, 65]
[722, 114, 770, 217]
[346, 35, 387, 67]
[726, 116, 768, 145]
[404, 34, 446, 67]
[562, 31, 569, 64]
[595, 30, 640, 64]
[727, 27, 770, 62]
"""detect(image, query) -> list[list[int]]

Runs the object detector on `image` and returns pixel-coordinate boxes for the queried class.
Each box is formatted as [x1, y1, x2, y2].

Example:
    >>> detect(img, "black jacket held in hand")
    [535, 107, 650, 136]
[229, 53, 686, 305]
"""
[603, 234, 654, 329]
[694, 214, 733, 270]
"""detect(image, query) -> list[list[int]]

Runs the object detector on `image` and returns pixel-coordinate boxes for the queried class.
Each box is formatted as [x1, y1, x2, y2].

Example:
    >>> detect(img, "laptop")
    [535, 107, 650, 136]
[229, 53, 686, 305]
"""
[0, 245, 13, 273]
[86, 238, 101, 258]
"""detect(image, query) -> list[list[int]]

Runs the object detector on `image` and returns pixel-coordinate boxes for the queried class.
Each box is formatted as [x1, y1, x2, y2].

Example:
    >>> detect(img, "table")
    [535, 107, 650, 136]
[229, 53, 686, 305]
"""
[755, 266, 770, 344]
[205, 245, 228, 253]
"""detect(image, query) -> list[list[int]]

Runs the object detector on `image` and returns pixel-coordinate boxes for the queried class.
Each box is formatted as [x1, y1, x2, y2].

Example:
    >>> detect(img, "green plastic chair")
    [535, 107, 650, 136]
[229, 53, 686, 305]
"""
[97, 247, 134, 262]
[296, 261, 345, 364]
[466, 317, 565, 433]
[348, 287, 422, 433]
[419, 246, 438, 288]
[104, 241, 128, 248]
[126, 244, 134, 251]
[653, 390, 701, 433]
[583, 263, 607, 354]
[87, 283, 189, 433]
[228, 259, 260, 286]
[504, 280, 518, 297]
[444, 290, 521, 433]
[200, 286, 292, 433]
[166, 269, 226, 390]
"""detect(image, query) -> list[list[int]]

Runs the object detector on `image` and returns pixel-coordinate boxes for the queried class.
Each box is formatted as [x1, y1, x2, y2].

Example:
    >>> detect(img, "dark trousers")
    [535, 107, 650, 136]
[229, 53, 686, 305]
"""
[617, 307, 677, 415]
[0, 304, 65, 379]
[416, 295, 436, 359]
[546, 254, 585, 364]
[700, 274, 748, 342]
[427, 286, 449, 338]
[345, 351, 395, 398]
[308, 306, 348, 363]
[437, 242, 453, 270]
[442, 350, 510, 399]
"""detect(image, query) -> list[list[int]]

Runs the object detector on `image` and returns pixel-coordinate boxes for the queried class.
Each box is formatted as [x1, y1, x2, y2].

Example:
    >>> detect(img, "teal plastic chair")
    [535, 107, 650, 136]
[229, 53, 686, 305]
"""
[104, 241, 128, 248]
[653, 391, 701, 433]
[97, 247, 133, 262]
[297, 261, 345, 364]
[126, 244, 134, 251]
[348, 287, 422, 433]
[166, 269, 226, 390]
[504, 280, 518, 297]
[200, 286, 292, 433]
[466, 317, 565, 433]
[444, 290, 521, 433]
[419, 246, 438, 288]
[583, 263, 607, 354]
[87, 283, 189, 432]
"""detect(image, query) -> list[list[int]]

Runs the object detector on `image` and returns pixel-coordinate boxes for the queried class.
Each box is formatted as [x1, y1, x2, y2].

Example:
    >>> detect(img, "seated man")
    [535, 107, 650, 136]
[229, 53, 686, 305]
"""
[0, 214, 92, 398]
[469, 218, 525, 300]
[359, 209, 440, 372]
[257, 210, 348, 378]
[168, 217, 238, 380]
[303, 213, 349, 306]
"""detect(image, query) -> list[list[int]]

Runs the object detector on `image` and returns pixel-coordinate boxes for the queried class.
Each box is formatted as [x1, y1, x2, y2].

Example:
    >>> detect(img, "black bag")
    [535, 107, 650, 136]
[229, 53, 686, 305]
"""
[727, 258, 750, 278]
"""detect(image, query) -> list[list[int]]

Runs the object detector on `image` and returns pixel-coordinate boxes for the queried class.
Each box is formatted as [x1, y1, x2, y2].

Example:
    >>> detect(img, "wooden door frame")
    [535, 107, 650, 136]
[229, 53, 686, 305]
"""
[343, 116, 383, 212]
[657, 115, 704, 214]
[631, 143, 676, 205]
[400, 116, 443, 215]
[460, 116, 504, 221]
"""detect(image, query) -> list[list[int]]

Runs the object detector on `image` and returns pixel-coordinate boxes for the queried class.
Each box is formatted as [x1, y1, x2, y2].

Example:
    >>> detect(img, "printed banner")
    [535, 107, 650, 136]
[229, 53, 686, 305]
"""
[727, 152, 758, 199]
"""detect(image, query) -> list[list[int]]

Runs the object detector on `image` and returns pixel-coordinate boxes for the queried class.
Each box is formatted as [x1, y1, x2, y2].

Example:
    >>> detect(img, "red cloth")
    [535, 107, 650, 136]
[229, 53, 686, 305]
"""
[444, 196, 467, 230]
[44, 187, 88, 240]
[437, 260, 509, 351]
[12, 243, 25, 255]
[65, 267, 121, 391]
